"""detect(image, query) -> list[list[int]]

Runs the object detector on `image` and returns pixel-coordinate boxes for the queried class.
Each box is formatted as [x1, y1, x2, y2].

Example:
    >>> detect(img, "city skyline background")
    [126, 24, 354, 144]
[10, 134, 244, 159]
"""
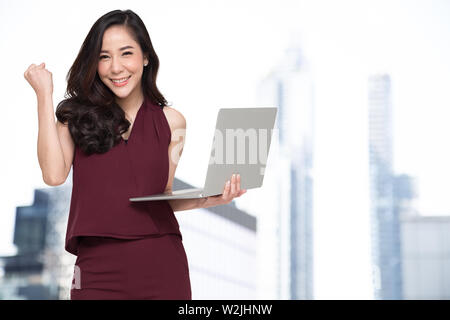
[1, 0, 450, 299]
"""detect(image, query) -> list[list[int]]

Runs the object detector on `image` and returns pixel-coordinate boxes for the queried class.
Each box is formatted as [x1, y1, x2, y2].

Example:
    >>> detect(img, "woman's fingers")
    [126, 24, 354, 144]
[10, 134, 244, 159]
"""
[24, 62, 53, 97]
[236, 174, 241, 195]
[230, 174, 236, 196]
[25, 62, 44, 73]
[24, 64, 35, 77]
[222, 179, 231, 200]
[221, 173, 247, 203]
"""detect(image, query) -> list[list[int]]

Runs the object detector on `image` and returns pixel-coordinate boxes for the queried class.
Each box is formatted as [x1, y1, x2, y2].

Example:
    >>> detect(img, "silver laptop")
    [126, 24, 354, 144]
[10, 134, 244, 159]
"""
[129, 107, 278, 202]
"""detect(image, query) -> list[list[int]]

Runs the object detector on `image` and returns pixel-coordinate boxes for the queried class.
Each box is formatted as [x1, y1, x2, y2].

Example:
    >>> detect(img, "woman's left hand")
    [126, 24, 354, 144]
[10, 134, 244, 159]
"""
[201, 173, 247, 208]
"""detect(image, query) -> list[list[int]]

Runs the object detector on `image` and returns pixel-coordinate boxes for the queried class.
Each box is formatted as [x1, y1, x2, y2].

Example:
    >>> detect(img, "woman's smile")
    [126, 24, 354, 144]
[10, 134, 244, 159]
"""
[111, 75, 131, 87]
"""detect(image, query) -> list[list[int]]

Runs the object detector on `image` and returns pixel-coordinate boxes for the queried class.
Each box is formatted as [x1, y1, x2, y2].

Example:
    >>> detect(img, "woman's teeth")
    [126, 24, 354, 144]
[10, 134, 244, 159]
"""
[111, 76, 131, 87]
[111, 76, 130, 83]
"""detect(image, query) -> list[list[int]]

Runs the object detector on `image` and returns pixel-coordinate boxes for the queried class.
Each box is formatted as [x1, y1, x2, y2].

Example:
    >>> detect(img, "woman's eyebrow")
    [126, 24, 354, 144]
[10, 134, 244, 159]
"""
[100, 45, 134, 53]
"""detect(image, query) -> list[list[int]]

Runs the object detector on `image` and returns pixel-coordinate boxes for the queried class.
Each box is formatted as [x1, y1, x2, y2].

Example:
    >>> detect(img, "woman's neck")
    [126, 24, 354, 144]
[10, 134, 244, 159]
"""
[116, 90, 144, 119]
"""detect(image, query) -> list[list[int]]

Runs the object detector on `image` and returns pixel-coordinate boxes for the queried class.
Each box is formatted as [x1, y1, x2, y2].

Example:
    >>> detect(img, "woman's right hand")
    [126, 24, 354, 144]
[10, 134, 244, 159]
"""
[24, 62, 53, 97]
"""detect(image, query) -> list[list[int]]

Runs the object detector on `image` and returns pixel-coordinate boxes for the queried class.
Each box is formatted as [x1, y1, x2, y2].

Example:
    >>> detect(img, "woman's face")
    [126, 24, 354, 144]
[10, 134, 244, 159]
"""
[97, 25, 149, 100]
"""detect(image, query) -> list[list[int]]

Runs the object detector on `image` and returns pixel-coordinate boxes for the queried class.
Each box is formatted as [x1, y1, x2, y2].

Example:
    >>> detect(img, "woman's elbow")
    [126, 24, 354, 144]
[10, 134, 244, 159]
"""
[42, 173, 65, 186]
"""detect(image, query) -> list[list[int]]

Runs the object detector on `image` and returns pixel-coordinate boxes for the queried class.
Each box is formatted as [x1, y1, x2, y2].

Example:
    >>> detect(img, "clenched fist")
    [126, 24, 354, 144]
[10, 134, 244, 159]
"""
[24, 62, 53, 97]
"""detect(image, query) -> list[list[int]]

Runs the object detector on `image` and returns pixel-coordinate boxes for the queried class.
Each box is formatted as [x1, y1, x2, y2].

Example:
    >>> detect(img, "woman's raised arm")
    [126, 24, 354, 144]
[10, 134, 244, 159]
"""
[25, 63, 74, 186]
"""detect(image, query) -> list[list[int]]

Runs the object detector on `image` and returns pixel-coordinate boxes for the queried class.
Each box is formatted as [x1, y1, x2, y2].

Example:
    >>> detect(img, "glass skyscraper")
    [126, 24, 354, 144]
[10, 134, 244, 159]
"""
[256, 44, 314, 299]
[368, 74, 402, 299]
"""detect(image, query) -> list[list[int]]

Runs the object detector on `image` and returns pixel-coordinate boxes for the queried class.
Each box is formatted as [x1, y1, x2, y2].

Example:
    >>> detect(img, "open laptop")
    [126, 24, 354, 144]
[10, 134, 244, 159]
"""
[129, 107, 278, 202]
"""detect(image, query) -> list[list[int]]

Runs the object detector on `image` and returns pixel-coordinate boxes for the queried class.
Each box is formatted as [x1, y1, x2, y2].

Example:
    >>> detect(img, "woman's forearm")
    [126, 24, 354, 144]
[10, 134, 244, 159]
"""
[168, 197, 209, 212]
[37, 94, 67, 185]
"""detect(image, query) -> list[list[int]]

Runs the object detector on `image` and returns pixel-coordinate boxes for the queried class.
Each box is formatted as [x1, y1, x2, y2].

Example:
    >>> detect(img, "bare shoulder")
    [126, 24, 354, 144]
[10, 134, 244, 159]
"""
[162, 106, 186, 131]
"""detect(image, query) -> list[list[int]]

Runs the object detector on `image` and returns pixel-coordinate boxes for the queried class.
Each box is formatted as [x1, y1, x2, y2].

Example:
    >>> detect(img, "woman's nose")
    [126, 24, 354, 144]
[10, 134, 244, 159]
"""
[110, 58, 124, 73]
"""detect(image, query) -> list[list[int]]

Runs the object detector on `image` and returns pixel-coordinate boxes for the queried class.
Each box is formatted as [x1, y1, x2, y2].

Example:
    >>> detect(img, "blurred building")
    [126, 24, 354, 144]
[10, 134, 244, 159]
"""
[395, 174, 450, 299]
[393, 174, 419, 221]
[0, 184, 74, 300]
[368, 74, 402, 299]
[0, 173, 256, 299]
[401, 215, 450, 299]
[255, 43, 314, 299]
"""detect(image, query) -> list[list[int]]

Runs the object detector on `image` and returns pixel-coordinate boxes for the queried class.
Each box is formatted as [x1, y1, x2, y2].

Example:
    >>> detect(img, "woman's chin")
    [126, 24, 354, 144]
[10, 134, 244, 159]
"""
[111, 89, 131, 99]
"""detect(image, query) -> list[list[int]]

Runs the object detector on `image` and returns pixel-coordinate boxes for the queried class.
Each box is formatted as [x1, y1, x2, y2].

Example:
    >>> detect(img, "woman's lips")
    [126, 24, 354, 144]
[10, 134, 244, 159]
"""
[111, 75, 131, 87]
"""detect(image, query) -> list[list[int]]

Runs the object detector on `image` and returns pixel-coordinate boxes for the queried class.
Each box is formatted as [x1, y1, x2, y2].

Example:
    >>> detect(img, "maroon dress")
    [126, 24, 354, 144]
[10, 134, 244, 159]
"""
[67, 96, 191, 300]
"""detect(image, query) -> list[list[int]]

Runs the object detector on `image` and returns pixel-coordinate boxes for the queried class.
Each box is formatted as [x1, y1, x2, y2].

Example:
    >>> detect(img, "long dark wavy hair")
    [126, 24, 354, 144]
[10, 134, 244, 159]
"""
[55, 9, 169, 155]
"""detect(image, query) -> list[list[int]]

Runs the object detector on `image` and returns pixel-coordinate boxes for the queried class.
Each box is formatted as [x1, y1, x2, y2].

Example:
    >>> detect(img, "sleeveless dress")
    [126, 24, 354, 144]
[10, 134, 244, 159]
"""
[67, 96, 191, 300]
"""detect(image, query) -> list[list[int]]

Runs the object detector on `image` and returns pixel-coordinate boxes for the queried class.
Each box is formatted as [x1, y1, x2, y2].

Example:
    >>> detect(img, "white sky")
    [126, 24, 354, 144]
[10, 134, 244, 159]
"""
[1, 0, 449, 299]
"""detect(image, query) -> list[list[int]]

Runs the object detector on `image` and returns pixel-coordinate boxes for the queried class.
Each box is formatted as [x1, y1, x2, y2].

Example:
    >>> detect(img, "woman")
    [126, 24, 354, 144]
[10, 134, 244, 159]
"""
[24, 9, 246, 300]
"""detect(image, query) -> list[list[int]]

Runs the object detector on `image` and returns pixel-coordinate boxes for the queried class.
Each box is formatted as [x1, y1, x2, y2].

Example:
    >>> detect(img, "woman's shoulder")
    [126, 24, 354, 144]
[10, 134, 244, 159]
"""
[162, 105, 186, 131]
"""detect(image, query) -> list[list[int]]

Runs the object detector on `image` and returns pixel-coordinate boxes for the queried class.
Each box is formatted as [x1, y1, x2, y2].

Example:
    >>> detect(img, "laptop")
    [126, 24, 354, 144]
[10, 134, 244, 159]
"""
[129, 107, 278, 202]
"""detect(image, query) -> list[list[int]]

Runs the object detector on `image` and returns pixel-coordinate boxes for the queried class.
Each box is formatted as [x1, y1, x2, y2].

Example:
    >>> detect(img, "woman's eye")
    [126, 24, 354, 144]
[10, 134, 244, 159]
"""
[99, 52, 132, 60]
